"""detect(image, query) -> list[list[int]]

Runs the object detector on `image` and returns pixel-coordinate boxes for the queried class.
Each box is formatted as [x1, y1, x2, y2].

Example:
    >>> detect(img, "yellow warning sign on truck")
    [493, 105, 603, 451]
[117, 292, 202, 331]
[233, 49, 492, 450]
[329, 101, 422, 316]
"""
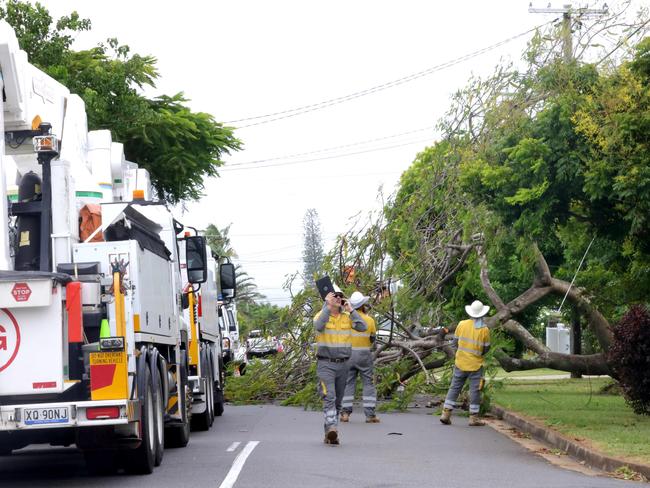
[89, 351, 128, 400]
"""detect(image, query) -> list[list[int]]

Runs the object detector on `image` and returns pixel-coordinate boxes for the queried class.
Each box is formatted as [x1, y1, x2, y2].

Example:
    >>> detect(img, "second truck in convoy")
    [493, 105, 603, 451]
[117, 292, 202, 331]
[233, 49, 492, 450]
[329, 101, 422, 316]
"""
[0, 20, 235, 474]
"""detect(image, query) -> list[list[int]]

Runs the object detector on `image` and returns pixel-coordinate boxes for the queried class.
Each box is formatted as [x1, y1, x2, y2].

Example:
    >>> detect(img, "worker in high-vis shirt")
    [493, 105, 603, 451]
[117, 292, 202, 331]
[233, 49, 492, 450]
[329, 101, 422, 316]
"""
[340, 291, 379, 423]
[440, 300, 491, 427]
[314, 289, 367, 445]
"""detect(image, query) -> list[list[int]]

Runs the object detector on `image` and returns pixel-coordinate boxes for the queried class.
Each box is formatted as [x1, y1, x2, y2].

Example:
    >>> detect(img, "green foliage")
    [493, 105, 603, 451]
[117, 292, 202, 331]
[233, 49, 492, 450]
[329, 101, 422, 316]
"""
[0, 0, 241, 204]
[238, 301, 284, 339]
[204, 223, 264, 307]
[384, 32, 650, 344]
[224, 287, 320, 406]
[225, 360, 280, 404]
[124, 94, 240, 203]
[205, 224, 237, 260]
[0, 0, 90, 68]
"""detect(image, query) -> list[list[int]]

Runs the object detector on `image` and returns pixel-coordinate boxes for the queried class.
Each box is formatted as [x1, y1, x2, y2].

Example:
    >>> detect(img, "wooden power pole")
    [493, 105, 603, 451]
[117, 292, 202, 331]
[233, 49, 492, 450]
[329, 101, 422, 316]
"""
[528, 3, 609, 62]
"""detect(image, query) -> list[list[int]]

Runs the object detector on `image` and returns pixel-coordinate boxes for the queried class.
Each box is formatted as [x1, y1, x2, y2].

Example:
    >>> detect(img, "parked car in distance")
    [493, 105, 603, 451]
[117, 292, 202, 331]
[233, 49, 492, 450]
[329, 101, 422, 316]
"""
[246, 330, 281, 358]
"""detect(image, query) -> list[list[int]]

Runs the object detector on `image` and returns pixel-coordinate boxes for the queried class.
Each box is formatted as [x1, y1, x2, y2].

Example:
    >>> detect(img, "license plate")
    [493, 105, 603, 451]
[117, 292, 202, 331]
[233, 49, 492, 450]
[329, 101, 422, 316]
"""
[23, 407, 69, 426]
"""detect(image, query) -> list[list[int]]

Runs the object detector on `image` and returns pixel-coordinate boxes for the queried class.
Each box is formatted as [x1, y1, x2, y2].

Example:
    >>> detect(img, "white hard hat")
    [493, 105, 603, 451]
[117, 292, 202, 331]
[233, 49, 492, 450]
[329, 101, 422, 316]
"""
[332, 283, 344, 296]
[465, 300, 490, 318]
[349, 291, 370, 309]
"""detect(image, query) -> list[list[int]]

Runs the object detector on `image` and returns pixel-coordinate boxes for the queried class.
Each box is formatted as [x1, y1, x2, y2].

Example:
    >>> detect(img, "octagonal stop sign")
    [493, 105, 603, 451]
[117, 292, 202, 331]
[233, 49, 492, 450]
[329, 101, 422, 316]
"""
[11, 283, 32, 302]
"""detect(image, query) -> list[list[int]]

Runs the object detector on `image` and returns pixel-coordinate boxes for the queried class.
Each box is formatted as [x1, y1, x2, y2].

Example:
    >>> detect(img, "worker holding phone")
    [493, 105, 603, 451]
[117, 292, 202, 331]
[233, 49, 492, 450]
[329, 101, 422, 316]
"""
[314, 286, 367, 445]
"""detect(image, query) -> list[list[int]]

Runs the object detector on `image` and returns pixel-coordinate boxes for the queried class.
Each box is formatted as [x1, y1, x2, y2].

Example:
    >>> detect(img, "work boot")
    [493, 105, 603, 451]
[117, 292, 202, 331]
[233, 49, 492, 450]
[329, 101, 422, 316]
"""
[340, 412, 350, 423]
[439, 408, 452, 425]
[324, 427, 339, 445]
[365, 416, 380, 423]
[469, 415, 485, 427]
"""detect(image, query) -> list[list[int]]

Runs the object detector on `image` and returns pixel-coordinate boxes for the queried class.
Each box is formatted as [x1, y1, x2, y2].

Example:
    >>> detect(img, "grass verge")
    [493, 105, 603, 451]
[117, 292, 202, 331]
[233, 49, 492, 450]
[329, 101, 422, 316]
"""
[494, 368, 567, 378]
[492, 378, 650, 465]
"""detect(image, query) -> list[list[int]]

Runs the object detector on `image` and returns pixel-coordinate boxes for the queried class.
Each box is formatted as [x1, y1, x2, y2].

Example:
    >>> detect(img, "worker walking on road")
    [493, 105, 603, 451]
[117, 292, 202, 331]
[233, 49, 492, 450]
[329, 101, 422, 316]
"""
[440, 299, 491, 427]
[314, 289, 367, 445]
[340, 291, 380, 423]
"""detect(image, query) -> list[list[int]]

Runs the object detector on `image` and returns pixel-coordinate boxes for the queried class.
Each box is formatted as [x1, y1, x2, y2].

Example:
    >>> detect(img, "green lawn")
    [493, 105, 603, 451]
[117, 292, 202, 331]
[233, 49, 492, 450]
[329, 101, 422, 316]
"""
[494, 368, 567, 378]
[492, 379, 650, 465]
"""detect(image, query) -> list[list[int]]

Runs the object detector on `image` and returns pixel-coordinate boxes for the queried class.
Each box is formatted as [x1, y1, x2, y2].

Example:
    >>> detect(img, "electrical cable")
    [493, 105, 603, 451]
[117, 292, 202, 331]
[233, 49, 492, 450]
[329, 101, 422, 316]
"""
[226, 20, 556, 128]
[557, 236, 595, 313]
[219, 137, 433, 172]
[228, 126, 435, 167]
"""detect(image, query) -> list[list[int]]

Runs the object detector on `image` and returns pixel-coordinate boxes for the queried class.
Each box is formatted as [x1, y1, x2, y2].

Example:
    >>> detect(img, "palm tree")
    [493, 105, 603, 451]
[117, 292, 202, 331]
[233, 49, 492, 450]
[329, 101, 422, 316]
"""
[204, 223, 263, 307]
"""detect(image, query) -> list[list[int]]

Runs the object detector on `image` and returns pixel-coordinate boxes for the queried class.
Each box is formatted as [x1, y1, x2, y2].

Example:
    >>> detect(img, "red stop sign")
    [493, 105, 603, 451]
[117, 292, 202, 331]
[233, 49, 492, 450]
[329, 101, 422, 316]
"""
[11, 283, 32, 302]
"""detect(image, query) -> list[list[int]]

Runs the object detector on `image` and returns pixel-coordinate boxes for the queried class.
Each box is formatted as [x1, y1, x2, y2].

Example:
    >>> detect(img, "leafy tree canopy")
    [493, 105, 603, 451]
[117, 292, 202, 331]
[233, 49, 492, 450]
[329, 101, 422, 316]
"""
[0, 0, 241, 203]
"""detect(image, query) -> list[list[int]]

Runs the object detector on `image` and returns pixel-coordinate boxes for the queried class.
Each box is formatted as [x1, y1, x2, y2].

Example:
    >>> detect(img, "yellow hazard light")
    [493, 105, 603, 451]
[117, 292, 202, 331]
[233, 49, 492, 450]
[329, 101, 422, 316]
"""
[132, 189, 145, 200]
[31, 115, 43, 130]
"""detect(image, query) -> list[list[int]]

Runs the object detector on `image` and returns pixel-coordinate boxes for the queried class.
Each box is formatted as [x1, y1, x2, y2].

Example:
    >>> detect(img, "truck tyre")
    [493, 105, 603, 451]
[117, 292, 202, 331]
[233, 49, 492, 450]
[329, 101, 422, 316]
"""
[207, 356, 215, 426]
[165, 351, 191, 448]
[124, 366, 155, 474]
[191, 350, 212, 431]
[152, 364, 165, 467]
[214, 357, 226, 417]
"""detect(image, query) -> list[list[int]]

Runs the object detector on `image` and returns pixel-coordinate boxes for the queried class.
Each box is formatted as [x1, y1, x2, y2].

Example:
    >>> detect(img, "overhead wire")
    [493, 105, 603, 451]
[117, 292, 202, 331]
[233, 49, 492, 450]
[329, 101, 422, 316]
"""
[226, 20, 556, 128]
[228, 125, 435, 167]
[219, 137, 433, 172]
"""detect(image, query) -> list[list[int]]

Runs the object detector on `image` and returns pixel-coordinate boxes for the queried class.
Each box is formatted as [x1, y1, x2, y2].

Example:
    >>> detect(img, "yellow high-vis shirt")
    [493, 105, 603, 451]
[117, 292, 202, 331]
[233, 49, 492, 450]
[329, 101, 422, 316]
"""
[314, 311, 354, 358]
[454, 319, 491, 372]
[350, 311, 376, 350]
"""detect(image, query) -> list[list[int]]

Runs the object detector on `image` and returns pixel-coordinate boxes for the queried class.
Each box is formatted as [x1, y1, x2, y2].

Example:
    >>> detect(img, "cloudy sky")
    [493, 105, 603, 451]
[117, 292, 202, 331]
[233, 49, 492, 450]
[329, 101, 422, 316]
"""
[40, 1, 575, 304]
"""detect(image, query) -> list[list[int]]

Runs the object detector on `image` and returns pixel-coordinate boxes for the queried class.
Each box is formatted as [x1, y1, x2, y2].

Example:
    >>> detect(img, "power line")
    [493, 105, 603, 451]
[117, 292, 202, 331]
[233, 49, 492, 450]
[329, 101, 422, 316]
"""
[228, 126, 435, 167]
[226, 21, 555, 128]
[219, 137, 432, 172]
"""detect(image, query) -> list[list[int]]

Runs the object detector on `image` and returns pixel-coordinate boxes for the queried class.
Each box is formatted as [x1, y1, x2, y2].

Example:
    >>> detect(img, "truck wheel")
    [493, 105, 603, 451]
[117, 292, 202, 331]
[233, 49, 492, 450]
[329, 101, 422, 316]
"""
[191, 352, 211, 431]
[207, 359, 215, 426]
[152, 365, 165, 467]
[214, 357, 225, 417]
[165, 351, 191, 448]
[124, 366, 155, 474]
[214, 389, 225, 417]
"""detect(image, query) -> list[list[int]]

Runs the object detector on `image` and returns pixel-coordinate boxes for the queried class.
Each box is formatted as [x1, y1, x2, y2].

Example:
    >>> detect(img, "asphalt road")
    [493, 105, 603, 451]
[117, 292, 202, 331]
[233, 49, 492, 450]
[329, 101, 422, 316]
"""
[0, 405, 641, 487]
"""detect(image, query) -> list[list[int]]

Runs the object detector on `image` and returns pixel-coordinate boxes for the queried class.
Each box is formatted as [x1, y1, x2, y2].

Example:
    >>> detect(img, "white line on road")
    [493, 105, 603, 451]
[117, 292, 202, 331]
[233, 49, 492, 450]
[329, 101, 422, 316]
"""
[219, 441, 260, 488]
[226, 442, 241, 452]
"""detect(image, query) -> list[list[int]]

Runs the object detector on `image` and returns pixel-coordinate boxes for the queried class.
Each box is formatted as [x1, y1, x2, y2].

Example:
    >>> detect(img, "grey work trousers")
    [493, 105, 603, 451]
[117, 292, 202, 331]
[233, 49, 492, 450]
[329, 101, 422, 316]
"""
[341, 350, 376, 417]
[443, 366, 483, 414]
[317, 358, 350, 432]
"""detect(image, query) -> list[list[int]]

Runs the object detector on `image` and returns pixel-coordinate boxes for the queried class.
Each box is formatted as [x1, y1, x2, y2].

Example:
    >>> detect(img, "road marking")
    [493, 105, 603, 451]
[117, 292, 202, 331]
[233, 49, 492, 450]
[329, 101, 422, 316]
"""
[226, 442, 241, 452]
[219, 441, 260, 488]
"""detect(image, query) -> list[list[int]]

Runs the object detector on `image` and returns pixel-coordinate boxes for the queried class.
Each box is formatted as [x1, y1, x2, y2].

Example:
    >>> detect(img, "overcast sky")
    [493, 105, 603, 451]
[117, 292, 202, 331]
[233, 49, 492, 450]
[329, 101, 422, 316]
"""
[40, 1, 581, 305]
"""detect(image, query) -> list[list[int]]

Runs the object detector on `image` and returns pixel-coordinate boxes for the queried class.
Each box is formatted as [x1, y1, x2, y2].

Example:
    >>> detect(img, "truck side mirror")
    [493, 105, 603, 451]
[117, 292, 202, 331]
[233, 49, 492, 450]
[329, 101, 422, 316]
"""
[185, 236, 207, 284]
[219, 262, 237, 298]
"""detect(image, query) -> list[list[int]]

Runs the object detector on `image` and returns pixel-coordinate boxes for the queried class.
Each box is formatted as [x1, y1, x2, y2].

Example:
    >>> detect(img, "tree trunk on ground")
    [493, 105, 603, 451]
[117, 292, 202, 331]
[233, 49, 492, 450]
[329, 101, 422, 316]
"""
[476, 244, 613, 376]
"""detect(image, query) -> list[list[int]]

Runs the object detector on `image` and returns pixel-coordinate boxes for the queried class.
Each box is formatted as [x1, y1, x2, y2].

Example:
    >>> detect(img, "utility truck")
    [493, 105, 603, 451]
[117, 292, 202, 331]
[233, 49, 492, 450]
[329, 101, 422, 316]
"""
[0, 21, 232, 474]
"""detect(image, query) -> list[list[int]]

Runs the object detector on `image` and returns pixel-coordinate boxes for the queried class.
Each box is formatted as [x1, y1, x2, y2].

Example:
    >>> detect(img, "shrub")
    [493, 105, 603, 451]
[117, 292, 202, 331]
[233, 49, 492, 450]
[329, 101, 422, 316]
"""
[608, 305, 650, 415]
